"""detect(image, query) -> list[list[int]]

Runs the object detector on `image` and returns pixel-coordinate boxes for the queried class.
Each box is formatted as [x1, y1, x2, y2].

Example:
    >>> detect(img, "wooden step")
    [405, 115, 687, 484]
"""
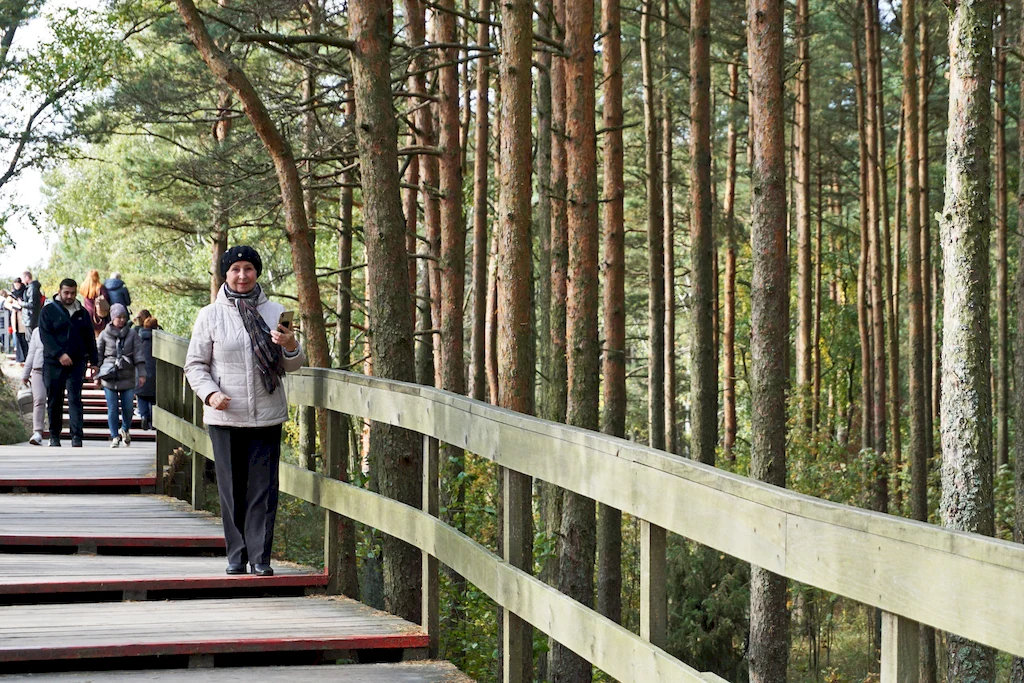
[0, 662, 472, 682]
[0, 554, 327, 601]
[0, 596, 430, 667]
[0, 442, 156, 490]
[0, 494, 224, 553]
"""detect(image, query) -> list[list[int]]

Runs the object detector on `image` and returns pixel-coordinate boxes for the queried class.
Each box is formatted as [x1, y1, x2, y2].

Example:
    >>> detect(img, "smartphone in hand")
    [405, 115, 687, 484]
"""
[278, 311, 295, 329]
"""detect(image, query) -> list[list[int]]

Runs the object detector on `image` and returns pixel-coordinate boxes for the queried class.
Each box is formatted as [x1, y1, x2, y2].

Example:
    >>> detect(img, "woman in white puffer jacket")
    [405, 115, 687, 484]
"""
[184, 246, 306, 577]
[21, 326, 46, 445]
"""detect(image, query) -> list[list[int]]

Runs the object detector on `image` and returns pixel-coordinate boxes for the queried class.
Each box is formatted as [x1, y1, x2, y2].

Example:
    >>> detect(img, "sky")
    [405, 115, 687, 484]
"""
[0, 0, 90, 280]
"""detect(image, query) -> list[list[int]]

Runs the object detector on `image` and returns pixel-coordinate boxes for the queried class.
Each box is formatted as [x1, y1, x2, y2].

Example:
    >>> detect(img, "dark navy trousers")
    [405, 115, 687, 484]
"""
[208, 423, 282, 566]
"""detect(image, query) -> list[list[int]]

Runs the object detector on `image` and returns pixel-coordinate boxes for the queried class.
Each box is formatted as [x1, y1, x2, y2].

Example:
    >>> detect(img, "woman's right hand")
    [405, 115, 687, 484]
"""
[207, 392, 232, 411]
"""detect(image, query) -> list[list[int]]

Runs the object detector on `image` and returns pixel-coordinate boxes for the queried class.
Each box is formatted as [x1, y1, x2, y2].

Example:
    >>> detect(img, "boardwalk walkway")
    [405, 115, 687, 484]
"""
[0, 429, 467, 681]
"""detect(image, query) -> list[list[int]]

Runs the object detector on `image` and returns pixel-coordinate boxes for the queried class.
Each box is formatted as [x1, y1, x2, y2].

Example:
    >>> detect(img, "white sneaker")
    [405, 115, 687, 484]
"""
[119, 427, 131, 446]
[110, 437, 121, 449]
[29, 432, 42, 445]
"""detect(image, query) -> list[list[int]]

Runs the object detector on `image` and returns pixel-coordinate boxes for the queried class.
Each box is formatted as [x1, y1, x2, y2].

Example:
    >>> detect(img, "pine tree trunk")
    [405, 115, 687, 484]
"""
[940, 1, 997, 679]
[596, 0, 624, 626]
[174, 0, 331, 372]
[747, 0, 789, 679]
[663, 0, 676, 455]
[469, 0, 491, 403]
[795, 0, 812, 412]
[852, 20, 874, 451]
[864, 0, 888, 516]
[723, 60, 740, 460]
[813, 147, 823, 431]
[689, 0, 714, 465]
[348, 0, 421, 623]
[210, 88, 232, 303]
[547, 0, 568, 427]
[496, 0, 535, 674]
[536, 0, 552, 419]
[641, 0, 664, 451]
[553, 0, 599, 675]
[995, 0, 1009, 471]
[1014, 8, 1024, 679]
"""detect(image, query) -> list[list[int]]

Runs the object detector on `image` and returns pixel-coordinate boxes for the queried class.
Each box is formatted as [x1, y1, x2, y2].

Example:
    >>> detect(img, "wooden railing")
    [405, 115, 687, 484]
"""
[153, 330, 1024, 683]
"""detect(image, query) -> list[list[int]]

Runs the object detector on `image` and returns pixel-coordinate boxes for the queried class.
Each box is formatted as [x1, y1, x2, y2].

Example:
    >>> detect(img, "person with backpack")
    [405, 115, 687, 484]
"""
[38, 278, 98, 448]
[96, 303, 146, 448]
[104, 272, 132, 309]
[21, 271, 42, 336]
[135, 316, 158, 431]
[80, 269, 109, 336]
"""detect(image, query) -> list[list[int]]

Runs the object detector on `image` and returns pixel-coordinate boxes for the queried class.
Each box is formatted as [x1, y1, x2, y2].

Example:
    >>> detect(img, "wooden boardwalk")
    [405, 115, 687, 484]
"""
[0, 435, 450, 679]
[0, 442, 156, 490]
[0, 663, 472, 682]
[0, 494, 225, 551]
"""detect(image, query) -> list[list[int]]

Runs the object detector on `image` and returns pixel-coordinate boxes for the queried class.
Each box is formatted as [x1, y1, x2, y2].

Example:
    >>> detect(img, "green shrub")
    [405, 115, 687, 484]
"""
[0, 377, 29, 445]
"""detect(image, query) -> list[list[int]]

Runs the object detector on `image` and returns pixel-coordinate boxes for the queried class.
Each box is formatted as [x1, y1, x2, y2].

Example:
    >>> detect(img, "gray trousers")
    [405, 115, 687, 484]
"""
[208, 423, 282, 566]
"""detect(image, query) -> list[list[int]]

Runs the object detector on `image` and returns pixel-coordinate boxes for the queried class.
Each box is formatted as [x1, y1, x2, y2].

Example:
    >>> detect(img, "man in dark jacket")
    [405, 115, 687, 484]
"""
[38, 278, 98, 447]
[21, 270, 42, 334]
[104, 272, 131, 308]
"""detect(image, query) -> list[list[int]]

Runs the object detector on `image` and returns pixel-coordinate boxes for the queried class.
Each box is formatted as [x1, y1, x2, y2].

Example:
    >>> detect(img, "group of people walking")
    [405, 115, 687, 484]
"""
[10, 271, 159, 448]
[9, 247, 305, 578]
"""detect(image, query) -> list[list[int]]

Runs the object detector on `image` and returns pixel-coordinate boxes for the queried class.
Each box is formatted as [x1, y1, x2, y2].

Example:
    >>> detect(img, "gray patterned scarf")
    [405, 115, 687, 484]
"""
[224, 284, 284, 394]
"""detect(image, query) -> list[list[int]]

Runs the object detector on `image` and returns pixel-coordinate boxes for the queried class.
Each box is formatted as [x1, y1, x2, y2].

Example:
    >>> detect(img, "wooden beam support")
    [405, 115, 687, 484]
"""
[325, 410, 358, 598]
[502, 466, 533, 683]
[422, 434, 439, 658]
[640, 520, 667, 647]
[881, 612, 920, 683]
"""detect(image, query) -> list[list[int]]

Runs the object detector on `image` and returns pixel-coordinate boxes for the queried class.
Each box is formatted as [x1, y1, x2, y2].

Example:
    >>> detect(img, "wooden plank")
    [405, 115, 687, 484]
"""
[0, 596, 428, 663]
[0, 443, 156, 488]
[0, 555, 326, 596]
[0, 494, 224, 550]
[0, 662, 473, 682]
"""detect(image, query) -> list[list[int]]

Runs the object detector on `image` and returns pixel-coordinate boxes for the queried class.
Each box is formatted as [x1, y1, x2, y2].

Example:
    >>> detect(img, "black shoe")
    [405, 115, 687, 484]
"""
[226, 563, 247, 575]
[48, 439, 61, 447]
[251, 563, 274, 577]
[71, 438, 83, 448]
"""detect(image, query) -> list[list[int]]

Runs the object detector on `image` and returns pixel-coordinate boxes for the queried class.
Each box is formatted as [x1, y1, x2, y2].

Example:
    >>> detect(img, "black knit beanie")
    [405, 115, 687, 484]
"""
[220, 245, 263, 279]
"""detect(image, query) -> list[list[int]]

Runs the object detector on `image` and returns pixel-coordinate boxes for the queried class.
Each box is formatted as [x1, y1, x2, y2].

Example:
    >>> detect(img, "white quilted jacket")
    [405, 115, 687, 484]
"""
[184, 286, 306, 428]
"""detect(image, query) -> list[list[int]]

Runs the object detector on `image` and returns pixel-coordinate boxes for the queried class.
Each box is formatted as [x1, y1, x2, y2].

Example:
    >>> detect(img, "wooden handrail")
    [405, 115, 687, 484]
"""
[153, 331, 1024, 681]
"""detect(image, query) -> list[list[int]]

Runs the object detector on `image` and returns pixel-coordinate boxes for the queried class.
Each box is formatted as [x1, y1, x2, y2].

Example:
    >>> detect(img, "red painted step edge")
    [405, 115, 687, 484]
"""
[0, 535, 225, 548]
[0, 634, 430, 662]
[0, 477, 156, 488]
[0, 572, 330, 595]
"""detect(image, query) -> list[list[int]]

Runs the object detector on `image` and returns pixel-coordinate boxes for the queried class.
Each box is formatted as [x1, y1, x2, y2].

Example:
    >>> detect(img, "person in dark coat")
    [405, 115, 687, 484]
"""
[135, 316, 158, 431]
[20, 270, 42, 335]
[104, 272, 131, 308]
[97, 303, 146, 448]
[38, 278, 98, 447]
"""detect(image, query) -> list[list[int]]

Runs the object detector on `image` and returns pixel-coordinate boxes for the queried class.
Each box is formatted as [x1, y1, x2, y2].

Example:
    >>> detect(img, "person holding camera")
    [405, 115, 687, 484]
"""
[96, 303, 146, 448]
[184, 246, 305, 577]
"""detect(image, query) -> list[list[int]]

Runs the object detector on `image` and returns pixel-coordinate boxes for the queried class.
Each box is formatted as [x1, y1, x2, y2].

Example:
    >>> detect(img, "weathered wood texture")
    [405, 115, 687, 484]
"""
[154, 333, 1024, 661]
[0, 662, 472, 683]
[0, 493, 224, 549]
[0, 443, 155, 488]
[0, 596, 428, 663]
[0, 555, 324, 596]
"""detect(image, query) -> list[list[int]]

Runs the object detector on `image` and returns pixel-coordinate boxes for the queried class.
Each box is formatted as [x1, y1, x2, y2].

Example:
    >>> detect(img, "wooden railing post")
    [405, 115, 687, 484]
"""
[325, 410, 358, 597]
[881, 612, 920, 683]
[503, 466, 533, 683]
[191, 392, 205, 510]
[154, 357, 172, 495]
[422, 434, 439, 657]
[640, 520, 667, 647]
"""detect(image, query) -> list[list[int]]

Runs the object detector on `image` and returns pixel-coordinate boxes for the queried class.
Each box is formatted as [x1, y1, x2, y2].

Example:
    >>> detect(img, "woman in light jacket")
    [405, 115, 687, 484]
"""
[21, 327, 46, 445]
[97, 304, 146, 448]
[184, 246, 305, 577]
